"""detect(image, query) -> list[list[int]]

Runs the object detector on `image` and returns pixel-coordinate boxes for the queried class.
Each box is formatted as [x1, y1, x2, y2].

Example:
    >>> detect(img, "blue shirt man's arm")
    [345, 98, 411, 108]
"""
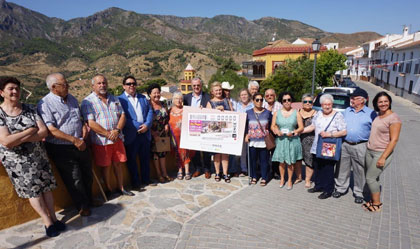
[144, 99, 153, 129]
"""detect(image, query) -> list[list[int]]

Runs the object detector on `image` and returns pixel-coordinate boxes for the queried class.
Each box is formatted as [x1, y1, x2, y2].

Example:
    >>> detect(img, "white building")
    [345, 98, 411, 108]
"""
[339, 47, 368, 79]
[371, 27, 420, 104]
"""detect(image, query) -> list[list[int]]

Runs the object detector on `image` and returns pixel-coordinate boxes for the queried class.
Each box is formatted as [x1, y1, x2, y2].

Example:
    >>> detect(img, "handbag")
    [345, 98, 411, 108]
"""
[254, 110, 276, 150]
[153, 136, 171, 152]
[315, 112, 342, 161]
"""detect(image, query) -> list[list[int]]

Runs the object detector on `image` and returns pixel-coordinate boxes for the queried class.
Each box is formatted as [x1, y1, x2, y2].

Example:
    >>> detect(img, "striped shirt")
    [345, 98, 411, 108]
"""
[81, 92, 124, 145]
[37, 92, 83, 145]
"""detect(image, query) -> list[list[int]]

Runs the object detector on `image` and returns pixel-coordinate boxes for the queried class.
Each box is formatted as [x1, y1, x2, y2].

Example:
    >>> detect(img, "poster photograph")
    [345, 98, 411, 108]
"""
[180, 106, 247, 156]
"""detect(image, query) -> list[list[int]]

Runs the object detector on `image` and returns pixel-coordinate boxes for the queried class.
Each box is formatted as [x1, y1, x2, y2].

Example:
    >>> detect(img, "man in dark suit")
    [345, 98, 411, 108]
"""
[118, 76, 153, 188]
[183, 77, 212, 179]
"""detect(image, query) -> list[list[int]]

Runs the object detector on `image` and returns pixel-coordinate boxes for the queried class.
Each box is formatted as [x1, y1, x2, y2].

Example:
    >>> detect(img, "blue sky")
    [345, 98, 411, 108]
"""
[8, 0, 420, 35]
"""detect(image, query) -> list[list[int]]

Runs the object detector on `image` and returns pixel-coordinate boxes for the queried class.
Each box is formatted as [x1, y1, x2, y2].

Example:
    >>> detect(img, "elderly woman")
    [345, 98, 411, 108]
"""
[271, 92, 304, 190]
[363, 92, 401, 212]
[235, 88, 254, 176]
[296, 94, 317, 188]
[245, 93, 272, 186]
[148, 83, 172, 183]
[169, 91, 195, 180]
[0, 77, 65, 237]
[248, 81, 260, 96]
[304, 94, 347, 199]
[206, 81, 233, 183]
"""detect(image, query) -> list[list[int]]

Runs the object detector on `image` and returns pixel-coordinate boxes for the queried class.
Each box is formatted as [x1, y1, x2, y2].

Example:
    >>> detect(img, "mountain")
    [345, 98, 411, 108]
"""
[321, 32, 382, 48]
[0, 0, 381, 103]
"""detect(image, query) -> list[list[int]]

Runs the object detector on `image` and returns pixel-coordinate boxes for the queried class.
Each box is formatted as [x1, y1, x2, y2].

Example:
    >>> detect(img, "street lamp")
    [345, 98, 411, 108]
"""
[311, 39, 322, 95]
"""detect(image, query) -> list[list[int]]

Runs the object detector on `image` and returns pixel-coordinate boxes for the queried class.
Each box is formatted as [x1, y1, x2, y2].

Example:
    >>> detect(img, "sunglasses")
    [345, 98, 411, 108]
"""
[282, 98, 292, 103]
[303, 100, 313, 104]
[255, 98, 263, 102]
[124, 82, 137, 86]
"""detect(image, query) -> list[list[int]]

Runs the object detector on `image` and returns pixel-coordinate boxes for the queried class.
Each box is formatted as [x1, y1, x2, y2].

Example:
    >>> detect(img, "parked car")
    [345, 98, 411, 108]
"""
[339, 79, 358, 88]
[322, 87, 357, 95]
[313, 92, 351, 113]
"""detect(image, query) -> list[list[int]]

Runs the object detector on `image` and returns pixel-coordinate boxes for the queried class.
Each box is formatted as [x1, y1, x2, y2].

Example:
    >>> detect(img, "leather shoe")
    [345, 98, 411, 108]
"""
[192, 171, 201, 178]
[204, 172, 211, 179]
[119, 189, 135, 196]
[307, 187, 322, 193]
[354, 197, 364, 204]
[45, 224, 60, 237]
[332, 191, 344, 198]
[79, 208, 91, 217]
[318, 192, 332, 199]
[53, 220, 66, 232]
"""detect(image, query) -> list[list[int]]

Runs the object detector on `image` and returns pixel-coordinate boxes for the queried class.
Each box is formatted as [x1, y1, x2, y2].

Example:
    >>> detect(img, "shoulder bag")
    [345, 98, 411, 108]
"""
[254, 110, 276, 150]
[315, 112, 342, 161]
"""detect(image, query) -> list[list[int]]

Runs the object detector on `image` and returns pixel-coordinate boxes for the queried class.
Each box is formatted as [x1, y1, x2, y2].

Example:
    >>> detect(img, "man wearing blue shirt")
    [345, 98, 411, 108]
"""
[333, 88, 377, 203]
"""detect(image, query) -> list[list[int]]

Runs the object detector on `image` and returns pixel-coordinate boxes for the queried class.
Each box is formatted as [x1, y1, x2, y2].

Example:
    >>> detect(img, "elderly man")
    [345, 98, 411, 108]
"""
[81, 74, 134, 197]
[183, 77, 212, 178]
[263, 88, 282, 114]
[118, 76, 153, 188]
[333, 88, 377, 203]
[248, 81, 260, 96]
[38, 73, 94, 216]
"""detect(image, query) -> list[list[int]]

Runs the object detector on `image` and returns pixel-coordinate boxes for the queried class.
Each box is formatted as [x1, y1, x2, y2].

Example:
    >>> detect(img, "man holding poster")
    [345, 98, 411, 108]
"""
[183, 78, 212, 178]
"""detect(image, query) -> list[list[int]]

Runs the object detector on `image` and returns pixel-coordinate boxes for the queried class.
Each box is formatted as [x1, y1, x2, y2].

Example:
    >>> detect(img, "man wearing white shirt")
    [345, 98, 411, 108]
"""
[118, 76, 153, 188]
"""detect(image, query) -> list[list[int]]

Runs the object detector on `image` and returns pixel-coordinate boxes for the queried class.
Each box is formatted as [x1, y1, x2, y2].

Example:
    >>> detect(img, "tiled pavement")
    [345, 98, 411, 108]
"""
[174, 81, 420, 249]
[1, 80, 420, 249]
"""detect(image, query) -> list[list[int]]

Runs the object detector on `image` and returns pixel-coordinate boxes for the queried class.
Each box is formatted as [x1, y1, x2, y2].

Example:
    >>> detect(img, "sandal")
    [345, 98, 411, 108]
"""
[223, 174, 231, 183]
[294, 179, 302, 184]
[251, 178, 257, 185]
[158, 176, 166, 183]
[365, 202, 382, 212]
[260, 179, 267, 186]
[215, 174, 221, 182]
[185, 173, 192, 180]
[177, 172, 183, 180]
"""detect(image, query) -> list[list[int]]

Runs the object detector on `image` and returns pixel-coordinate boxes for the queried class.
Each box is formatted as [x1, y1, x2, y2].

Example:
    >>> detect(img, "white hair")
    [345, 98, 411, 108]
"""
[248, 81, 259, 90]
[45, 73, 64, 90]
[301, 93, 313, 102]
[319, 94, 334, 105]
[265, 88, 276, 95]
[172, 91, 183, 101]
[191, 77, 202, 85]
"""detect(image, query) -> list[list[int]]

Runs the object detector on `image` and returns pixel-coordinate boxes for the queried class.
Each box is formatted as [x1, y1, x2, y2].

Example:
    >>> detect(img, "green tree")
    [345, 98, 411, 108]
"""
[260, 56, 313, 100]
[209, 58, 248, 99]
[316, 50, 347, 87]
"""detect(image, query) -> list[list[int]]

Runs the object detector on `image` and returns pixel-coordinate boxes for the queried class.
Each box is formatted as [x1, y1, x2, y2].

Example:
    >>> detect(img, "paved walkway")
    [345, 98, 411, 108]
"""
[1, 80, 420, 249]
[174, 81, 420, 249]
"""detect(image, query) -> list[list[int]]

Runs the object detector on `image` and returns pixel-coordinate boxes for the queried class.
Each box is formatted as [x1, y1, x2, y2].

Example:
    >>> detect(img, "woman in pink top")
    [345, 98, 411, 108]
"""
[364, 92, 402, 212]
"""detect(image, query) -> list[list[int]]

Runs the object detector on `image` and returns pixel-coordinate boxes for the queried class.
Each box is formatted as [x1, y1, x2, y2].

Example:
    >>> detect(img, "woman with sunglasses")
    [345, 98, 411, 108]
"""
[296, 94, 317, 188]
[271, 92, 304, 190]
[245, 93, 272, 186]
[206, 81, 234, 183]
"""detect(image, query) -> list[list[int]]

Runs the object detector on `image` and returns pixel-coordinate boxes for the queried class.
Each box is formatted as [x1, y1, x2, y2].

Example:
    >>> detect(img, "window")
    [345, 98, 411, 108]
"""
[414, 64, 420, 74]
[187, 85, 192, 91]
[391, 53, 394, 61]
[399, 63, 404, 72]
[409, 80, 414, 94]
[395, 77, 399, 88]
[181, 85, 186, 91]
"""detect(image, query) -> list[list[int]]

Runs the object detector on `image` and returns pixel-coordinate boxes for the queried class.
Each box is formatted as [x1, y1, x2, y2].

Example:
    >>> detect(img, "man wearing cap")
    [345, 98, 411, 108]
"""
[333, 88, 377, 203]
[221, 81, 237, 111]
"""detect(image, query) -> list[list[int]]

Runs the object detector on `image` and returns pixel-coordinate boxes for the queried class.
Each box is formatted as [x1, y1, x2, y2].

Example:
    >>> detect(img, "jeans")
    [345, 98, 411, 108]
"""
[249, 147, 269, 180]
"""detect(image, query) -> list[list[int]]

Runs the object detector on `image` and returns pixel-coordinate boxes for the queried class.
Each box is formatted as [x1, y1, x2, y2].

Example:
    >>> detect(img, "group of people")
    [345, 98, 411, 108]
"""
[0, 73, 401, 238]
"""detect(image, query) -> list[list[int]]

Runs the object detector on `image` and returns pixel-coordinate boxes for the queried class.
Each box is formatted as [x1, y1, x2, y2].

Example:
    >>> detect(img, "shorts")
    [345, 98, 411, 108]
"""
[92, 139, 127, 166]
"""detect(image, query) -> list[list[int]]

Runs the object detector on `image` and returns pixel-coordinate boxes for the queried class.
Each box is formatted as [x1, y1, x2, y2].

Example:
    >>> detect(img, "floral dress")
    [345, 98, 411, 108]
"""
[0, 104, 57, 198]
[169, 109, 194, 168]
[151, 102, 169, 158]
